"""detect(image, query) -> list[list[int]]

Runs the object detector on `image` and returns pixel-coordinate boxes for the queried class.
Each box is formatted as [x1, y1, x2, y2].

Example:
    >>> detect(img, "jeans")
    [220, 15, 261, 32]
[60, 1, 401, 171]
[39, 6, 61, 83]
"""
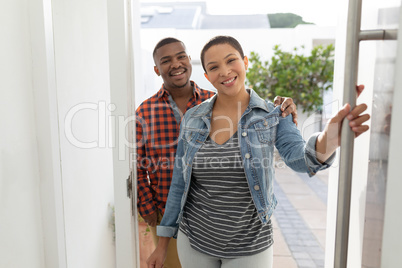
[177, 230, 273, 268]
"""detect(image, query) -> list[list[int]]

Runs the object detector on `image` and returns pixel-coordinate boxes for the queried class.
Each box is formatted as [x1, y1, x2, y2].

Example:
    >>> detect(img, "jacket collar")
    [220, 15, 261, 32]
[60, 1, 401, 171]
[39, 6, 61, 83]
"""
[191, 88, 272, 117]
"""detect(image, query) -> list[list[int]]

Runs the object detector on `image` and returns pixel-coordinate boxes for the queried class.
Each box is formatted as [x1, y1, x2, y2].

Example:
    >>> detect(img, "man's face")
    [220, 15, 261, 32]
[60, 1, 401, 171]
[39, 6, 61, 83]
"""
[153, 42, 192, 91]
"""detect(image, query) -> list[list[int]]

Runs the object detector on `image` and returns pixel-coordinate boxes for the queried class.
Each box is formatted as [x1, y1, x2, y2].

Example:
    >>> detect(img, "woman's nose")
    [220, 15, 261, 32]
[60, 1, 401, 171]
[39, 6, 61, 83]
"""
[220, 67, 231, 76]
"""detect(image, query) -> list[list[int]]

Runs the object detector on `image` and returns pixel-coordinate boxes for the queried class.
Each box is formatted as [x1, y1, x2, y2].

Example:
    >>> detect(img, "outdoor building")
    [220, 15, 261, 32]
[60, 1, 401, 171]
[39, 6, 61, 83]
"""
[140, 1, 270, 29]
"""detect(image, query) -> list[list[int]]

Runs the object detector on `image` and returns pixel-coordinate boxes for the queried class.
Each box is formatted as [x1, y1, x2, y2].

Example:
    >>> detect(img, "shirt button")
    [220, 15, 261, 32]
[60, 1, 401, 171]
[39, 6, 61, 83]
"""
[254, 185, 260, 191]
[245, 153, 251, 159]
[242, 132, 247, 137]
[265, 215, 269, 221]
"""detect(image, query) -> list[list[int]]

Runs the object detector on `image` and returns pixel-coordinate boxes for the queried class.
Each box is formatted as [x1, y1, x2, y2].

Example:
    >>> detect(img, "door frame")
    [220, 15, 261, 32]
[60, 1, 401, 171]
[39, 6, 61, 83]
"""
[107, 0, 141, 267]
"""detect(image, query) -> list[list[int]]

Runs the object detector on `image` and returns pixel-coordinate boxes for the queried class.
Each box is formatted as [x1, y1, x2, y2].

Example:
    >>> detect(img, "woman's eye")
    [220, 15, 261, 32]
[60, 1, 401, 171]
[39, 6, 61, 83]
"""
[209, 66, 217, 71]
[228, 58, 236, 63]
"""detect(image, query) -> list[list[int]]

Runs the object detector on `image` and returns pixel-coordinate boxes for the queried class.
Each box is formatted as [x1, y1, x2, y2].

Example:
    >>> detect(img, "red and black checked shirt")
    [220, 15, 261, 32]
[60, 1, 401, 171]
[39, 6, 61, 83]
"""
[136, 81, 215, 218]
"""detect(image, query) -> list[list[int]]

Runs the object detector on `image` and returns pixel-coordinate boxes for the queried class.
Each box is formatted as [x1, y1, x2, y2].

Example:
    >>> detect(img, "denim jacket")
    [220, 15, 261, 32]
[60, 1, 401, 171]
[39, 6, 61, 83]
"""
[157, 89, 334, 238]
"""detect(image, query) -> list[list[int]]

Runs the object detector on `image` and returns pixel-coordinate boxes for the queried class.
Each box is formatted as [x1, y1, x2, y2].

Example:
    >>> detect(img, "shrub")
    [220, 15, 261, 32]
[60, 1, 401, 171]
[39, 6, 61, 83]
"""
[246, 44, 334, 113]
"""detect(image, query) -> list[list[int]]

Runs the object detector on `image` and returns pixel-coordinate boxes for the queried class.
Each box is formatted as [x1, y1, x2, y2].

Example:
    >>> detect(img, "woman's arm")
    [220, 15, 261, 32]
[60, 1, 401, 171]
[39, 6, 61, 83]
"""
[157, 128, 187, 236]
[147, 118, 189, 267]
[316, 85, 370, 163]
[147, 237, 171, 268]
[316, 102, 370, 163]
[275, 112, 327, 176]
[275, 85, 369, 175]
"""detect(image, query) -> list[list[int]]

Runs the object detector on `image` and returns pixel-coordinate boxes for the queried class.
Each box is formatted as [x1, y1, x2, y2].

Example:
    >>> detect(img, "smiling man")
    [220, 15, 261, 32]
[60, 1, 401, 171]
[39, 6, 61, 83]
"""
[136, 37, 297, 268]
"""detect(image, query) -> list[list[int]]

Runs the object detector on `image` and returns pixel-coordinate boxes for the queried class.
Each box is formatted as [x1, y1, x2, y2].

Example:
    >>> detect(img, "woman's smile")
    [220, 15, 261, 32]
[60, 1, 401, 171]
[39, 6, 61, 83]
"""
[222, 76, 237, 86]
[203, 43, 248, 98]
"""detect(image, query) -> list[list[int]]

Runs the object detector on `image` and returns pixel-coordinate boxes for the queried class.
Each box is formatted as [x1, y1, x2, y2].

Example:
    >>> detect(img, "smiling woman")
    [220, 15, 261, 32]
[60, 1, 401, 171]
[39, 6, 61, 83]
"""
[203, 45, 248, 97]
[146, 35, 370, 268]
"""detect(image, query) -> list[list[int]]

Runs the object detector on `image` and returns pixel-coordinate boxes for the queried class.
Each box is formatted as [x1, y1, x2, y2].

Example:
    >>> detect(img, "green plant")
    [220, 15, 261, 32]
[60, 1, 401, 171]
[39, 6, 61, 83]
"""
[246, 44, 334, 113]
[267, 13, 314, 28]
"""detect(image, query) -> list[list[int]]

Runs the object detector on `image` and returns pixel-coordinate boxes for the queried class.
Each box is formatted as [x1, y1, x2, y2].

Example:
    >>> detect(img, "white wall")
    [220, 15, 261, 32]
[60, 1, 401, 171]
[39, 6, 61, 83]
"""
[0, 0, 45, 267]
[51, 0, 116, 267]
[1, 0, 118, 267]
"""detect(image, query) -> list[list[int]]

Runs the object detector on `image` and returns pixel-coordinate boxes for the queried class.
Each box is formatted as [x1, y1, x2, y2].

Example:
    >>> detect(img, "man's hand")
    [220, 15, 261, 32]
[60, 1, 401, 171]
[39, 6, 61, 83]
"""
[274, 96, 298, 126]
[142, 212, 158, 227]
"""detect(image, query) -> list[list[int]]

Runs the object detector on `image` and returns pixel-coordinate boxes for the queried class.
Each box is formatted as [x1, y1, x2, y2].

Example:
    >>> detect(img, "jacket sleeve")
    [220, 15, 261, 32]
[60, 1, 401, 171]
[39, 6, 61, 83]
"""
[275, 110, 335, 177]
[157, 121, 187, 238]
[136, 110, 156, 217]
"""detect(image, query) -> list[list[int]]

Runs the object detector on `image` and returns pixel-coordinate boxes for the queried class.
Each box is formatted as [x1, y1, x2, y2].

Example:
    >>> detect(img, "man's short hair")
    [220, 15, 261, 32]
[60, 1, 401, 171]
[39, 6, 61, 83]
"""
[152, 37, 186, 59]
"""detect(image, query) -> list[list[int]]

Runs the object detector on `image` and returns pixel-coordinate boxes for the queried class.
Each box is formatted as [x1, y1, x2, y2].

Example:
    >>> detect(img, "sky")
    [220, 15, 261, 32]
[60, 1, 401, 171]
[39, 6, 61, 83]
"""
[141, 0, 342, 26]
[204, 0, 340, 26]
[141, 0, 402, 27]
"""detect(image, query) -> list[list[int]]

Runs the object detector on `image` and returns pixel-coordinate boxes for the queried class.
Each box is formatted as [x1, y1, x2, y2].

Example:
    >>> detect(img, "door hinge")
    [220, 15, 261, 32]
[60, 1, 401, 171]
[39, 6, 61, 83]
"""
[126, 172, 132, 199]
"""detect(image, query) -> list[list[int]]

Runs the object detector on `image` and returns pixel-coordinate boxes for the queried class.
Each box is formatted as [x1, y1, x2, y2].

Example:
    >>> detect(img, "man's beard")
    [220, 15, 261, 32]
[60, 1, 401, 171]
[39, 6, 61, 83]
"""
[175, 79, 189, 88]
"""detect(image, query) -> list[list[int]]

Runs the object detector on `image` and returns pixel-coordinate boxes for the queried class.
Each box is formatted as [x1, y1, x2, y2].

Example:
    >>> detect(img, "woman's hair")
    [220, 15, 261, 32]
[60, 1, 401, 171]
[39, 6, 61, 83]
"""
[200, 35, 245, 72]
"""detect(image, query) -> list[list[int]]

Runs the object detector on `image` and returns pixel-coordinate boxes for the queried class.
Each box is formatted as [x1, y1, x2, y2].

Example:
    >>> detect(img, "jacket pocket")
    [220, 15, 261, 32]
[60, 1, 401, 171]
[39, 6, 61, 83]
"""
[253, 116, 279, 145]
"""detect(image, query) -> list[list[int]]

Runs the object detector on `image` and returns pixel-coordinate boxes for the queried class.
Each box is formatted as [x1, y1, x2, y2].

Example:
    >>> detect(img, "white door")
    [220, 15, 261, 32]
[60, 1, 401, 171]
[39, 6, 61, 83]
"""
[107, 0, 142, 267]
[326, 0, 402, 267]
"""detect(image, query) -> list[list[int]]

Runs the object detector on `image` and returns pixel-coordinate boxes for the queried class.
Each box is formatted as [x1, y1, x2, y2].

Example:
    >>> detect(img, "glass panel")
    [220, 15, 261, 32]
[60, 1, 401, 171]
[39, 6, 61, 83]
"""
[361, 5, 400, 268]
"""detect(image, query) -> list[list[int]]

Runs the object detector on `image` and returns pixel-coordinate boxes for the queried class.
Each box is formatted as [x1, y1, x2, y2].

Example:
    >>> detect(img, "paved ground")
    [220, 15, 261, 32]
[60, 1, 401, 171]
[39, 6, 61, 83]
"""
[272, 167, 329, 268]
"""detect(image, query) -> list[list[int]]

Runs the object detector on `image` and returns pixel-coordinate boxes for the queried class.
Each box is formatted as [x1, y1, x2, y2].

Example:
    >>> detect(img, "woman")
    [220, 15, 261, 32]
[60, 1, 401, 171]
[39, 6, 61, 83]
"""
[147, 36, 370, 268]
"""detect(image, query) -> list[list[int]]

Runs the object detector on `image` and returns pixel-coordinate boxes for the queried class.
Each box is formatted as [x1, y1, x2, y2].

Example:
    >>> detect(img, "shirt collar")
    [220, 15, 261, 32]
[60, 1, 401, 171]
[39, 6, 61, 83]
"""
[157, 81, 200, 100]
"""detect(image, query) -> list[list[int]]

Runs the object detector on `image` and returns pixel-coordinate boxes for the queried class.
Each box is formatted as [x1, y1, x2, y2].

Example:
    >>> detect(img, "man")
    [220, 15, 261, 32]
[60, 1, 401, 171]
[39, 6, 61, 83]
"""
[136, 37, 297, 268]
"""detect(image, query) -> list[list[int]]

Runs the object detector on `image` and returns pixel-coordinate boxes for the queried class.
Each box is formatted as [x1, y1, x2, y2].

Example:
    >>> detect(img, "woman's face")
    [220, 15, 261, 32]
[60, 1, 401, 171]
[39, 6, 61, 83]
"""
[203, 43, 248, 98]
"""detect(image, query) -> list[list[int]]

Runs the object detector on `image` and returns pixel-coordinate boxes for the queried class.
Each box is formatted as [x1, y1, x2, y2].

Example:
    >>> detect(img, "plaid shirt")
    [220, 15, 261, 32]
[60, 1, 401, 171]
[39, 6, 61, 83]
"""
[136, 81, 215, 218]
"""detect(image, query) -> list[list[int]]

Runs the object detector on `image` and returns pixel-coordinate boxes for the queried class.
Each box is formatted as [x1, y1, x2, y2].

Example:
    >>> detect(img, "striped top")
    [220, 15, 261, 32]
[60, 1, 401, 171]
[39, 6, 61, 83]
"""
[179, 132, 273, 258]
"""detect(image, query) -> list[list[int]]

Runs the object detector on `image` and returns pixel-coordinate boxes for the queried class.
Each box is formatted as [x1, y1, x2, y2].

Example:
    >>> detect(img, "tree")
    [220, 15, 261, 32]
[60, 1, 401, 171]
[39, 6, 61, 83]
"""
[246, 44, 335, 113]
[267, 13, 314, 28]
